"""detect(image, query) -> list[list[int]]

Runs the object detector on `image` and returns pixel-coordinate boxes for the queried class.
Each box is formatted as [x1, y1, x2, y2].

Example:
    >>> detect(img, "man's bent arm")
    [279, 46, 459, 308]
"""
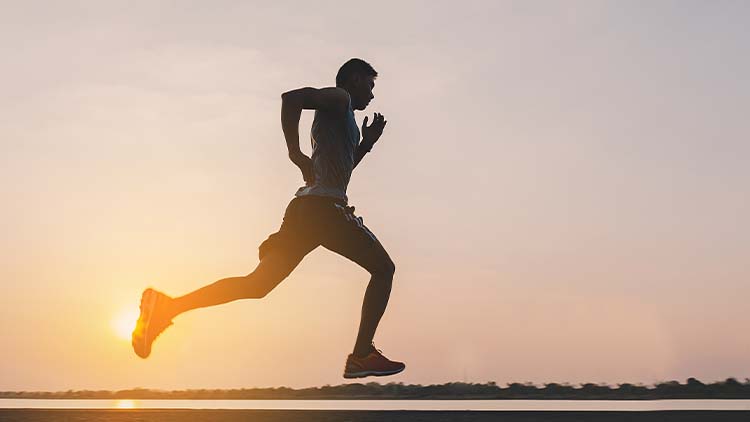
[281, 87, 351, 182]
[280, 89, 313, 183]
[280, 91, 305, 160]
[281, 87, 349, 154]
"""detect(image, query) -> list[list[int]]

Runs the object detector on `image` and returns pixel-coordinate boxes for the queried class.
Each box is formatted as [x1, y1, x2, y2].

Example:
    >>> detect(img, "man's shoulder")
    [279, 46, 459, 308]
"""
[315, 87, 351, 113]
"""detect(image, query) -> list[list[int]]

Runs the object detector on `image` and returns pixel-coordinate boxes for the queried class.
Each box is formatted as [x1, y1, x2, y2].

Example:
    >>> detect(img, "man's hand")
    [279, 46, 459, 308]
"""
[289, 151, 314, 185]
[355, 113, 387, 168]
[360, 112, 387, 151]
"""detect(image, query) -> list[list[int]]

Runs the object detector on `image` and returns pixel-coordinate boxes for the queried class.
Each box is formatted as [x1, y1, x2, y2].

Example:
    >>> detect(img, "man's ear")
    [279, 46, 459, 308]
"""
[350, 73, 362, 87]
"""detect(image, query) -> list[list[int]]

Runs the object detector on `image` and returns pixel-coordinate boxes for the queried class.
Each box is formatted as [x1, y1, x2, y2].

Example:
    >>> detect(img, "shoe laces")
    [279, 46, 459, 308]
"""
[370, 342, 383, 355]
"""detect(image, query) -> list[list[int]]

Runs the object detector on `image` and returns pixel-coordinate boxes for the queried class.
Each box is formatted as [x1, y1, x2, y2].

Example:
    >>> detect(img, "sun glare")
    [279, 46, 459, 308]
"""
[116, 399, 136, 409]
[112, 308, 139, 340]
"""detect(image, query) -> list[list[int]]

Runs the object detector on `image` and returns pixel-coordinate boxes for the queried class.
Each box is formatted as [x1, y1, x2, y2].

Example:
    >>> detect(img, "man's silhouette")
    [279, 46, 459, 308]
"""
[131, 58, 405, 379]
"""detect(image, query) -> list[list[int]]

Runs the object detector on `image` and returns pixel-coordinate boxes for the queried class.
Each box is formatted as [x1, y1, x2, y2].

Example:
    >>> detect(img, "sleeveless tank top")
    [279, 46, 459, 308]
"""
[295, 96, 360, 203]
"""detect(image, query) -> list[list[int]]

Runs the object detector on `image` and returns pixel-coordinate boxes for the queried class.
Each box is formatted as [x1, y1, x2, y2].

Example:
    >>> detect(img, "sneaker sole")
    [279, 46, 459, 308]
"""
[133, 289, 157, 358]
[343, 366, 405, 379]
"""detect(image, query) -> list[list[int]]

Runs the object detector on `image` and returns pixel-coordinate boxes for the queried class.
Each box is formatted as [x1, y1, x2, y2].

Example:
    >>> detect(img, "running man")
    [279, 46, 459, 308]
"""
[131, 58, 405, 379]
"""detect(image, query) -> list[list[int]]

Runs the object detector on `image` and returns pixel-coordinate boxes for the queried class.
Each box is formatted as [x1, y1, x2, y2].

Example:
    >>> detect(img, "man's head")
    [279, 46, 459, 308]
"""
[336, 58, 377, 111]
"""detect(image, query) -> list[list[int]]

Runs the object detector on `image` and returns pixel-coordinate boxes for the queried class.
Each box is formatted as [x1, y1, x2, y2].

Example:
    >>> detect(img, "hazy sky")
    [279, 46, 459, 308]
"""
[1, 0, 749, 390]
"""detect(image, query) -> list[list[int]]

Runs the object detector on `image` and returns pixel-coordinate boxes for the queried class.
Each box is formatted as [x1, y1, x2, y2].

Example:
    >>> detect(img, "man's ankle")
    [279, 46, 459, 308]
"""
[352, 343, 375, 358]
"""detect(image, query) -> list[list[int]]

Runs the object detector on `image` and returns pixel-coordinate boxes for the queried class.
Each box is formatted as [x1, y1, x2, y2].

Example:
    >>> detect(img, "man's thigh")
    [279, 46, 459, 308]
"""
[258, 197, 321, 272]
[320, 204, 394, 274]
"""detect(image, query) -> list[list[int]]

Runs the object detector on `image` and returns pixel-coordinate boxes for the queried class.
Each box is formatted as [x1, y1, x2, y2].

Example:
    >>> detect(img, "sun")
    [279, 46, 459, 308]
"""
[112, 307, 140, 340]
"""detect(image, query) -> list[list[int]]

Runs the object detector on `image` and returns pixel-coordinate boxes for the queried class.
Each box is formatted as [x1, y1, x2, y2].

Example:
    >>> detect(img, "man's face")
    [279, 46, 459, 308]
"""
[349, 75, 375, 111]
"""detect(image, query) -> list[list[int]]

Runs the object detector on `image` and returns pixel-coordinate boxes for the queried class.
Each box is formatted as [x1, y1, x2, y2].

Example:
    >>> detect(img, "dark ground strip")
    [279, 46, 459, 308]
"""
[2, 410, 750, 421]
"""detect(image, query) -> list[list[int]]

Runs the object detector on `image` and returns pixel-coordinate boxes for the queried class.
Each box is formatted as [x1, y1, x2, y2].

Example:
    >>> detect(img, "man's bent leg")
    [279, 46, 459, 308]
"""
[324, 235, 396, 357]
[352, 242, 396, 357]
[168, 248, 311, 319]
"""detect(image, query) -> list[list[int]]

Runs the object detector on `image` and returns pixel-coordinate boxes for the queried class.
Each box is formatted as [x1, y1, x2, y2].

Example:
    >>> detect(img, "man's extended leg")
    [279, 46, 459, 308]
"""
[167, 249, 309, 319]
[132, 196, 319, 359]
[132, 246, 312, 359]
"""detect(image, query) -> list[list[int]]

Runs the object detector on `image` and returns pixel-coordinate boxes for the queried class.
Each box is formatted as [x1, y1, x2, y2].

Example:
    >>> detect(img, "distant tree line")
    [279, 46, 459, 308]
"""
[3, 378, 750, 400]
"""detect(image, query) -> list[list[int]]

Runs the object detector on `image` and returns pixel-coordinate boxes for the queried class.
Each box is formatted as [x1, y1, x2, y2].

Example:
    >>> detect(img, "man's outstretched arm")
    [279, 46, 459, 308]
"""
[281, 87, 350, 183]
[354, 112, 387, 168]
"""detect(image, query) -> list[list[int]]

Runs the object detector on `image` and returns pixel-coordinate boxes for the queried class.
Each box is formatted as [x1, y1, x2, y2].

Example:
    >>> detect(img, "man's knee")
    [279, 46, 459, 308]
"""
[245, 254, 298, 298]
[370, 256, 396, 279]
[385, 258, 396, 277]
[244, 269, 288, 299]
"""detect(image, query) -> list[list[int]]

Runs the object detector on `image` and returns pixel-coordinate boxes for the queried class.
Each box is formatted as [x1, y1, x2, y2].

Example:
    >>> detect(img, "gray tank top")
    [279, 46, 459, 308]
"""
[295, 97, 360, 203]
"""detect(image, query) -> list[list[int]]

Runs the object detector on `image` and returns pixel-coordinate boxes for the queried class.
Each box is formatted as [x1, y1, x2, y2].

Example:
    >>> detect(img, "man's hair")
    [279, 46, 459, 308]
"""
[336, 58, 377, 87]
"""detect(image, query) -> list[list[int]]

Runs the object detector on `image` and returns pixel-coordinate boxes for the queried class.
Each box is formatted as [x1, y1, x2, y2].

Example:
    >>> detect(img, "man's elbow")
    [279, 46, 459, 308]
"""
[281, 91, 297, 108]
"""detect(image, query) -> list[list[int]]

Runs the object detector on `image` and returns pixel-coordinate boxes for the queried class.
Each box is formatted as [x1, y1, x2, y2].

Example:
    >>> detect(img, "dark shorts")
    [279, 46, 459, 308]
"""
[258, 195, 379, 262]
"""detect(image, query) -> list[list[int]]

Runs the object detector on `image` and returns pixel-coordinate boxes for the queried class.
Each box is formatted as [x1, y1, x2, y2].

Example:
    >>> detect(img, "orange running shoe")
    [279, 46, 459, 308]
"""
[131, 288, 174, 359]
[343, 344, 405, 379]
